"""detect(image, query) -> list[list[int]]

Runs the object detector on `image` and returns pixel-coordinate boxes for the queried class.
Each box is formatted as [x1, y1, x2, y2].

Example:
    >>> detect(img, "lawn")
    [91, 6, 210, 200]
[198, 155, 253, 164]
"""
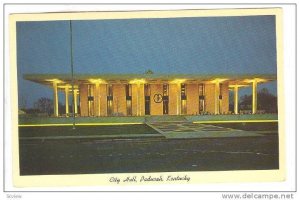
[19, 124, 160, 138]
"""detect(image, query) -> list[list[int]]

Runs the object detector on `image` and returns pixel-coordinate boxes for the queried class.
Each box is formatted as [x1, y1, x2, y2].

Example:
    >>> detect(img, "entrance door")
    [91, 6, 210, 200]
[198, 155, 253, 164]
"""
[145, 97, 150, 115]
[144, 84, 151, 115]
[163, 97, 169, 115]
[163, 84, 169, 115]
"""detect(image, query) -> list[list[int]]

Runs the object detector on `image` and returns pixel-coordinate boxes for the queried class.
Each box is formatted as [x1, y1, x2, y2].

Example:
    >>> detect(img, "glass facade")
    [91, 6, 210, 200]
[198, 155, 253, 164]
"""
[144, 84, 151, 115]
[181, 83, 187, 115]
[87, 84, 94, 116]
[125, 84, 132, 116]
[163, 84, 169, 115]
[199, 83, 205, 113]
[107, 84, 113, 116]
[219, 83, 223, 114]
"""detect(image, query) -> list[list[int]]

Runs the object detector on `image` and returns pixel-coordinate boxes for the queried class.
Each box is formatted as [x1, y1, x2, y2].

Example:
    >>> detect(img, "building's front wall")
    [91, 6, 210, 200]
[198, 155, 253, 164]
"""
[131, 84, 145, 116]
[77, 82, 229, 117]
[99, 84, 107, 116]
[205, 84, 216, 114]
[169, 84, 178, 115]
[94, 84, 100, 116]
[79, 84, 89, 117]
[221, 83, 229, 114]
[139, 85, 145, 116]
[187, 84, 199, 115]
[150, 84, 163, 115]
[131, 84, 138, 116]
[113, 84, 126, 116]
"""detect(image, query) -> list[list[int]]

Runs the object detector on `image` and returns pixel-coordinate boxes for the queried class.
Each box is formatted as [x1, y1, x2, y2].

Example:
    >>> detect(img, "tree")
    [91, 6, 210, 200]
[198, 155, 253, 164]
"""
[145, 69, 154, 74]
[34, 97, 53, 115]
[20, 95, 27, 110]
[257, 88, 277, 113]
[239, 94, 252, 110]
[239, 88, 277, 113]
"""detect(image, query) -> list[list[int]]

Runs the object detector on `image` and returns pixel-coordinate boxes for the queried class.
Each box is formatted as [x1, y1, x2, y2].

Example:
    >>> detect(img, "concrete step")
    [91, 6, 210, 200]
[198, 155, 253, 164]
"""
[145, 115, 187, 122]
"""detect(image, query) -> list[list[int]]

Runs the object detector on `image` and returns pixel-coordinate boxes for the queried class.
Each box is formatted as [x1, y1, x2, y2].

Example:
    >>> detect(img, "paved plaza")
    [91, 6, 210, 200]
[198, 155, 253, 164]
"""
[146, 121, 263, 139]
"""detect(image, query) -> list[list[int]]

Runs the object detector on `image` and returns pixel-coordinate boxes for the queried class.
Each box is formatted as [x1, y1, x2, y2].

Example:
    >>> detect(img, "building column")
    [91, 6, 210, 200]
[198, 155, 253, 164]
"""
[137, 84, 141, 116]
[139, 84, 144, 116]
[233, 86, 239, 114]
[53, 82, 59, 117]
[94, 83, 100, 116]
[74, 89, 78, 114]
[252, 80, 258, 114]
[79, 84, 88, 117]
[65, 87, 69, 116]
[214, 81, 220, 114]
[177, 83, 181, 115]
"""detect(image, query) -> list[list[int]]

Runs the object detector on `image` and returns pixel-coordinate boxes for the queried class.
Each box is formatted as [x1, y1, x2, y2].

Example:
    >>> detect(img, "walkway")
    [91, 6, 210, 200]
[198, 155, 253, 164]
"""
[146, 121, 263, 139]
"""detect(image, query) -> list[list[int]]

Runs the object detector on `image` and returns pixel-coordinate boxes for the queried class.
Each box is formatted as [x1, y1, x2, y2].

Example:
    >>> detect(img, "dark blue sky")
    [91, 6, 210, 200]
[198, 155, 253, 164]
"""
[17, 15, 277, 108]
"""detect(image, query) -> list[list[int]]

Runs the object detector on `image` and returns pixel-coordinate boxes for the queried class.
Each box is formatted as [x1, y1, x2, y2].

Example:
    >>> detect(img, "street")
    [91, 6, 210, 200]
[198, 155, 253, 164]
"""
[19, 134, 279, 175]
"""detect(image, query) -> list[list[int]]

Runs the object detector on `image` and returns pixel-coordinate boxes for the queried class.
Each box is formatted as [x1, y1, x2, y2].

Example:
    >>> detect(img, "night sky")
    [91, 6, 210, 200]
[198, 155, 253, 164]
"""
[16, 15, 277, 108]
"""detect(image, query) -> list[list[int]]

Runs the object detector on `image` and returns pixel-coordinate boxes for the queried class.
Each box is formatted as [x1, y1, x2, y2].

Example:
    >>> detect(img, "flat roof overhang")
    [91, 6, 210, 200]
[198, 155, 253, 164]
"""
[23, 73, 277, 90]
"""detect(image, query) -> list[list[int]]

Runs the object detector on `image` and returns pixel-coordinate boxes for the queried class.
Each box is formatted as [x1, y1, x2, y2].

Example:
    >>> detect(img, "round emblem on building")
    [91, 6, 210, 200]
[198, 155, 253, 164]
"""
[153, 94, 163, 103]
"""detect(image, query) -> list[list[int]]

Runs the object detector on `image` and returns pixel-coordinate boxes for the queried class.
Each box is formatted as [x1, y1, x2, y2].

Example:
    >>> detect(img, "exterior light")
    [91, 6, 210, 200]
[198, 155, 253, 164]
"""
[244, 78, 267, 83]
[210, 78, 227, 83]
[170, 79, 186, 84]
[58, 84, 71, 89]
[45, 79, 63, 84]
[129, 79, 146, 84]
[58, 84, 79, 90]
[228, 84, 249, 88]
[89, 79, 106, 84]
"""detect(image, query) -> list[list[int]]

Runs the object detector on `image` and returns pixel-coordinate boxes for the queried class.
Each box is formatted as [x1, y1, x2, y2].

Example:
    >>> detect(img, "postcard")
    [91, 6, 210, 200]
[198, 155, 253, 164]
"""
[9, 8, 284, 188]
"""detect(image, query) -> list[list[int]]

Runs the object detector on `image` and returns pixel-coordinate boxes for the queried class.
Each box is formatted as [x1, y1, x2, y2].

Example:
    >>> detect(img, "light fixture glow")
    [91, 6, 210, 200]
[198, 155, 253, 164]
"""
[228, 84, 249, 88]
[58, 85, 79, 90]
[244, 78, 267, 83]
[170, 79, 186, 84]
[89, 79, 106, 84]
[45, 79, 63, 84]
[129, 79, 146, 84]
[210, 78, 227, 83]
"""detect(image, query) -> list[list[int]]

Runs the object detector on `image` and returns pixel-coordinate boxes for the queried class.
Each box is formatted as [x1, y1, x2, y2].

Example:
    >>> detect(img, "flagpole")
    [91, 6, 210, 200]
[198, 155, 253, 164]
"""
[70, 20, 76, 130]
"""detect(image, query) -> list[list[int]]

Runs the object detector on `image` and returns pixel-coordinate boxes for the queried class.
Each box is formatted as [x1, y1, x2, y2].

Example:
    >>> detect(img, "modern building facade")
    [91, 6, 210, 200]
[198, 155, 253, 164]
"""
[24, 74, 276, 117]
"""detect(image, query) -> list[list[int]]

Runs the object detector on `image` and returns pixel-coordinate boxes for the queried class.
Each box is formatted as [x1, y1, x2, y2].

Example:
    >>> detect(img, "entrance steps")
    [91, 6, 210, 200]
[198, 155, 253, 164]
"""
[145, 115, 187, 123]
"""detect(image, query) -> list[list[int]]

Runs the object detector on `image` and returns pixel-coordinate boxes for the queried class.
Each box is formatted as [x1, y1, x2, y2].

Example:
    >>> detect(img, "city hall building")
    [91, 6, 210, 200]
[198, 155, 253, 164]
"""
[24, 74, 276, 117]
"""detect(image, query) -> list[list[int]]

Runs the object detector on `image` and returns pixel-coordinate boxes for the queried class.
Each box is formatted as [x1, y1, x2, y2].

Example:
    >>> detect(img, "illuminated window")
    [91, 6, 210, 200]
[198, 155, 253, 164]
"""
[107, 84, 113, 116]
[163, 84, 169, 115]
[199, 84, 205, 113]
[163, 83, 169, 96]
[219, 83, 223, 113]
[87, 84, 94, 116]
[126, 84, 132, 116]
[108, 84, 113, 96]
[144, 84, 151, 96]
[126, 100, 132, 116]
[125, 84, 132, 96]
[181, 84, 186, 96]
[144, 84, 151, 115]
[199, 83, 205, 96]
[181, 84, 187, 115]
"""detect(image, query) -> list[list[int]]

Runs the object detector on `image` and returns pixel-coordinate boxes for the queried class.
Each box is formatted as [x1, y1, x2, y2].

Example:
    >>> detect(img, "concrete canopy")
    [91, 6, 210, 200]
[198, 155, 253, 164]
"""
[24, 73, 276, 89]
